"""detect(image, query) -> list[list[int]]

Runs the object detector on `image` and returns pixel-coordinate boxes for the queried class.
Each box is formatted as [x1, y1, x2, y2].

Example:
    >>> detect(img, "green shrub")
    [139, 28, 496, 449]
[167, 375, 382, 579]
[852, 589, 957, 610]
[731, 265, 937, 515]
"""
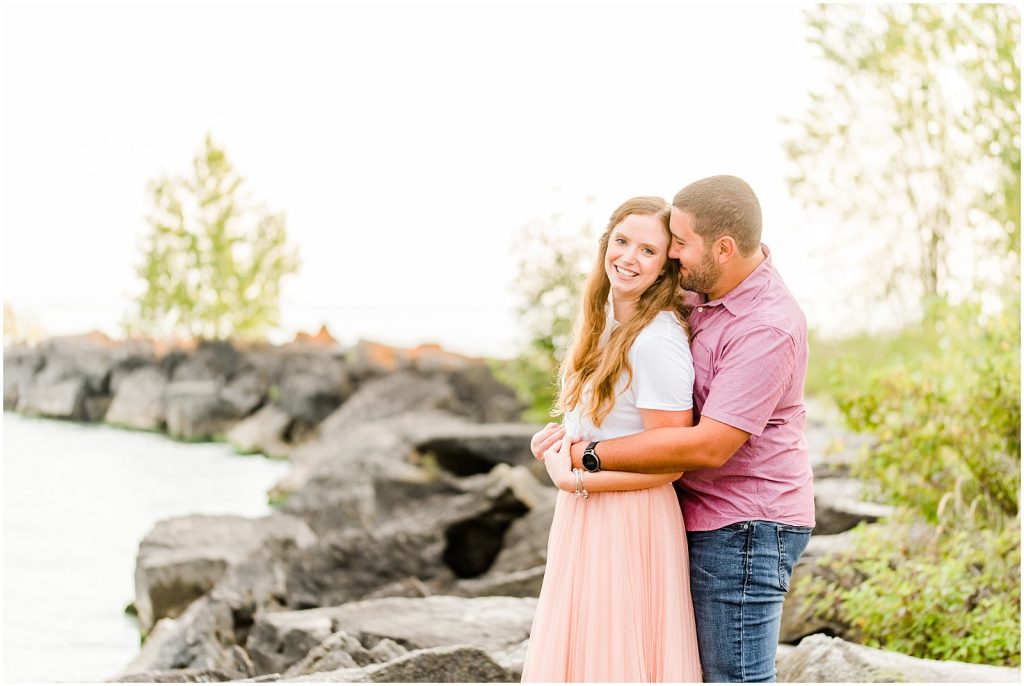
[832, 298, 1020, 524]
[800, 517, 1021, 666]
[804, 296, 1021, 666]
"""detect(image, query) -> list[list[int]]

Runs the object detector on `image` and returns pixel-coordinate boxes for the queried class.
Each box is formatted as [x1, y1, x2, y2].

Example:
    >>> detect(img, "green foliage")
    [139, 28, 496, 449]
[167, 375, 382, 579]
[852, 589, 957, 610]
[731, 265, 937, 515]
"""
[493, 214, 595, 422]
[786, 4, 1021, 305]
[128, 133, 300, 341]
[800, 518, 1021, 666]
[801, 297, 1022, 666]
[832, 298, 1020, 523]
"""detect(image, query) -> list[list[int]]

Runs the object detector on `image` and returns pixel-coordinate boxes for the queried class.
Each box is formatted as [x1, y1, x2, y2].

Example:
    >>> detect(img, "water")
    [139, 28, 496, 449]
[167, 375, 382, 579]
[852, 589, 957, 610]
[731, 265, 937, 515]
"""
[2, 412, 292, 683]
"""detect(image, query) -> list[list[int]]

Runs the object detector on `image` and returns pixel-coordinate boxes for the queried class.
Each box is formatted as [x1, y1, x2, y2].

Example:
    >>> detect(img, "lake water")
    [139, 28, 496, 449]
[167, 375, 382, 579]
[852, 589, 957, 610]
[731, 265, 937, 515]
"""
[2, 412, 292, 683]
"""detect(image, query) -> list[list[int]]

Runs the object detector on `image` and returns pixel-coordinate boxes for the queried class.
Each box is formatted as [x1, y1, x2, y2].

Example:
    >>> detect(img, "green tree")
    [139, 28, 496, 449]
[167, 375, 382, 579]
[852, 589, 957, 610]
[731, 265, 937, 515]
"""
[785, 4, 1020, 306]
[493, 213, 595, 422]
[129, 134, 300, 341]
[787, 6, 1021, 665]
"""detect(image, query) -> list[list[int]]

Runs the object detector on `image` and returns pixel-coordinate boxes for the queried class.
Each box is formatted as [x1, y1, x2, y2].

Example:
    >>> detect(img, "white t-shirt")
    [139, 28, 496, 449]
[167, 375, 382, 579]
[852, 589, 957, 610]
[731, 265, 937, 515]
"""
[563, 309, 694, 442]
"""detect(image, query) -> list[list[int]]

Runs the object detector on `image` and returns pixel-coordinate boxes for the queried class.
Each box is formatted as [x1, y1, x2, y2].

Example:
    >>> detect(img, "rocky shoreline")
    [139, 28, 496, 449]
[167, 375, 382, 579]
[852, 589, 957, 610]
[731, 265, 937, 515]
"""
[4, 333, 1020, 683]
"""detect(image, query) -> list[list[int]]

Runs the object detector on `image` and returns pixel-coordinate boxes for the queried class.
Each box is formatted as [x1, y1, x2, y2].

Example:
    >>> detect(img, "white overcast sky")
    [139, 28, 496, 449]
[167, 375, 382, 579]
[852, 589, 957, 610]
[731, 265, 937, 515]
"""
[2, 0, 851, 357]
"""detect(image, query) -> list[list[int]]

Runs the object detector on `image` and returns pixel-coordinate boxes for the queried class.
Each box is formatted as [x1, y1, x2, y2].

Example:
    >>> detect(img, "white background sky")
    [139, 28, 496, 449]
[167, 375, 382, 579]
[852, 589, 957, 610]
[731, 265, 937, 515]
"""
[2, 0, 853, 358]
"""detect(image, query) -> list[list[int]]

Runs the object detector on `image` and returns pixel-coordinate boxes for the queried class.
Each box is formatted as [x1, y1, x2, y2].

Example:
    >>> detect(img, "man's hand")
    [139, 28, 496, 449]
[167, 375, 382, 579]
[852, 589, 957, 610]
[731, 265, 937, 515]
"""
[530, 422, 566, 461]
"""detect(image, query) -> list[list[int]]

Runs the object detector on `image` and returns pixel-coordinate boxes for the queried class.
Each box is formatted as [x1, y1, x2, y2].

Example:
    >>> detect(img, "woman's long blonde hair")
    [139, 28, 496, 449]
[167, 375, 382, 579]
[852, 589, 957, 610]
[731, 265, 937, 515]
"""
[556, 196, 690, 426]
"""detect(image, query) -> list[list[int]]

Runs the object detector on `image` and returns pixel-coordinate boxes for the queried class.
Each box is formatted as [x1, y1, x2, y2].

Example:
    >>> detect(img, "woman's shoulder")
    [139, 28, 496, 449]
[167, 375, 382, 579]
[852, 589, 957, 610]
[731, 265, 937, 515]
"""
[637, 310, 689, 342]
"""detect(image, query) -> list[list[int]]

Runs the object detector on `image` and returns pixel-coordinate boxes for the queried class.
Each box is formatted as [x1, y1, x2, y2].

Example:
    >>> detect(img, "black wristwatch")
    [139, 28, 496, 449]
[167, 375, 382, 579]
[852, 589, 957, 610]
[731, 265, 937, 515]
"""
[582, 441, 602, 473]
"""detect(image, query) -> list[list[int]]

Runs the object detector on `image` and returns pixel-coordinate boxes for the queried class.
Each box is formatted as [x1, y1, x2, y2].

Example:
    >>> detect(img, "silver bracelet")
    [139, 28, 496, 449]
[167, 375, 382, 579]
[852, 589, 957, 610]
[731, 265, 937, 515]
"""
[572, 468, 588, 499]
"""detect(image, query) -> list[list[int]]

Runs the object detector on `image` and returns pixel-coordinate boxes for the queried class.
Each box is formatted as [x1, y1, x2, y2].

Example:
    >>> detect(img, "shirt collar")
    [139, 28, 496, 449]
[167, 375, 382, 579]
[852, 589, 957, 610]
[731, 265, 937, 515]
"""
[702, 243, 774, 317]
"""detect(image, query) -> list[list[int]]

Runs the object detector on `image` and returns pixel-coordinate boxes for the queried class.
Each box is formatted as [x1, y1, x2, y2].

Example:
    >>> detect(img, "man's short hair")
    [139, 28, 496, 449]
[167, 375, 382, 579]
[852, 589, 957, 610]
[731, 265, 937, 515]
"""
[672, 175, 762, 256]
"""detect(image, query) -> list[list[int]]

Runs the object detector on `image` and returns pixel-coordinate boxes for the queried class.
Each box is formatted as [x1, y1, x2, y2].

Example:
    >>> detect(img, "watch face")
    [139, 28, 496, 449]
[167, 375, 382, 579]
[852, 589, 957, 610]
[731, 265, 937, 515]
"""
[582, 453, 598, 471]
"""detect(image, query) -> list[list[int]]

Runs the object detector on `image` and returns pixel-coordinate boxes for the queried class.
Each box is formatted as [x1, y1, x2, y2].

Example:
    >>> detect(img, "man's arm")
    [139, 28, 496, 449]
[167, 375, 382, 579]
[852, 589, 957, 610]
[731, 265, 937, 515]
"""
[569, 415, 750, 473]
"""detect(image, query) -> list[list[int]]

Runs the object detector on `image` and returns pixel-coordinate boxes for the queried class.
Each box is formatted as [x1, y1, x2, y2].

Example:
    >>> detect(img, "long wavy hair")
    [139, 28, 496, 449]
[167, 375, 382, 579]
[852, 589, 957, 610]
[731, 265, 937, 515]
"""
[556, 196, 691, 426]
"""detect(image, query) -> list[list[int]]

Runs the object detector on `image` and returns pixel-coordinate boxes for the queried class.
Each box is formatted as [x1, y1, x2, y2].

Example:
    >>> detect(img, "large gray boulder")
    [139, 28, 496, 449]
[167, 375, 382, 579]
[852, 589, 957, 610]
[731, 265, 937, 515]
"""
[779, 530, 858, 643]
[3, 344, 44, 410]
[777, 634, 1021, 683]
[134, 514, 317, 633]
[16, 376, 88, 419]
[119, 526, 319, 678]
[246, 595, 536, 677]
[117, 596, 249, 679]
[411, 422, 540, 476]
[164, 376, 265, 442]
[813, 478, 894, 535]
[284, 645, 513, 683]
[226, 405, 294, 459]
[283, 465, 543, 608]
[107, 366, 169, 431]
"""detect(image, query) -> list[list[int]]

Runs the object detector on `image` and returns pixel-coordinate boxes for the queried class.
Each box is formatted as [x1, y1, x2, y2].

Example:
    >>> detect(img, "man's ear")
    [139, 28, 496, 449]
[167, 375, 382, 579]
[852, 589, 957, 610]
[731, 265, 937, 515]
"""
[715, 236, 739, 264]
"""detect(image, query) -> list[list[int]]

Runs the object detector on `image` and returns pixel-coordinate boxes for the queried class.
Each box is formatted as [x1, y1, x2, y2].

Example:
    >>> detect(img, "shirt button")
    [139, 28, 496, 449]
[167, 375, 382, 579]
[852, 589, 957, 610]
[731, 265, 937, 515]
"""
[697, 307, 704, 312]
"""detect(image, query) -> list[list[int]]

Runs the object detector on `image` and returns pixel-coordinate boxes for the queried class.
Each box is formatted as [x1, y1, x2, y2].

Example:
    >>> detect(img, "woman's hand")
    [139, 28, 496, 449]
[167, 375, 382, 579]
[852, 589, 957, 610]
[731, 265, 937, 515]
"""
[543, 435, 574, 491]
[530, 422, 566, 461]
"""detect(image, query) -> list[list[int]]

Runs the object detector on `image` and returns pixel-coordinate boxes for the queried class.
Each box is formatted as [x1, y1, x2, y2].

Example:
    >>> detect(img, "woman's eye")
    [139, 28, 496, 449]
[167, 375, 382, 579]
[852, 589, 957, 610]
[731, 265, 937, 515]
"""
[614, 237, 627, 245]
[643, 248, 655, 256]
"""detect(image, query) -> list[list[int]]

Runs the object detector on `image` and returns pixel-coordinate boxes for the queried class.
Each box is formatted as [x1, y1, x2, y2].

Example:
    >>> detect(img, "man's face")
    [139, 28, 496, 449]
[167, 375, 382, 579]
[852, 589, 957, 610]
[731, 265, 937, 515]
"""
[668, 208, 722, 295]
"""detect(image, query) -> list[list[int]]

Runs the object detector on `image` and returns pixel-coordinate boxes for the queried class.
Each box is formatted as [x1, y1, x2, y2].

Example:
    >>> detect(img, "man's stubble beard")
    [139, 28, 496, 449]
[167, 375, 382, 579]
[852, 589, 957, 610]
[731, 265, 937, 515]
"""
[677, 248, 721, 296]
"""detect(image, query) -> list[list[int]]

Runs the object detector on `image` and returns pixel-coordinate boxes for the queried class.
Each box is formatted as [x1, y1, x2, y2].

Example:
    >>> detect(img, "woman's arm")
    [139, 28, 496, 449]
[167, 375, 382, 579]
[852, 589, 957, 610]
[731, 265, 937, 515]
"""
[543, 408, 692, 493]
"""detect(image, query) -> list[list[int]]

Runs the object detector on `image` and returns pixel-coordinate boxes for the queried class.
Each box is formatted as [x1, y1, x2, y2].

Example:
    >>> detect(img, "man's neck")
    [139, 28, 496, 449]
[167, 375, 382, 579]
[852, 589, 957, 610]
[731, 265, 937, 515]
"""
[707, 250, 766, 302]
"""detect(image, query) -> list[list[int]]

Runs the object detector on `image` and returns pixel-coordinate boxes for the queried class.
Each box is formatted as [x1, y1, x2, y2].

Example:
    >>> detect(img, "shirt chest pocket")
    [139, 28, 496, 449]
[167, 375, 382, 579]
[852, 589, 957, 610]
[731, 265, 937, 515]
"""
[690, 338, 716, 403]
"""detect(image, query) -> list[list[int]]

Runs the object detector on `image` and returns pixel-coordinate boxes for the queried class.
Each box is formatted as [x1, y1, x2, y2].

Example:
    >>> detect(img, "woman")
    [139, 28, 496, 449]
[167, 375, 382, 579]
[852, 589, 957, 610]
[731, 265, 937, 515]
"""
[520, 196, 702, 682]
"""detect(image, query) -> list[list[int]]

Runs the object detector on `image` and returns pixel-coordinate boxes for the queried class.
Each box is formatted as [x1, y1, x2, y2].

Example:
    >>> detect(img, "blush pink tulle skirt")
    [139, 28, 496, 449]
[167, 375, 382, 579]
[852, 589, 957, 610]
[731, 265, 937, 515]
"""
[521, 484, 702, 683]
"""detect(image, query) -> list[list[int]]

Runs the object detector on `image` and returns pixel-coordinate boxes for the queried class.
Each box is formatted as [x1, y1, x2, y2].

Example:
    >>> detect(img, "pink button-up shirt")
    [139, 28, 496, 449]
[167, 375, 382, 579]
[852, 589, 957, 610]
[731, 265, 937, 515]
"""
[678, 245, 816, 531]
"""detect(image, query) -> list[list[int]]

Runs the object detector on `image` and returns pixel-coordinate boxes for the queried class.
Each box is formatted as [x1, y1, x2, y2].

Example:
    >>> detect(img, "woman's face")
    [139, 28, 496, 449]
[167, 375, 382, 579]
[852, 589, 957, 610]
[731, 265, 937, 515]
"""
[604, 213, 670, 302]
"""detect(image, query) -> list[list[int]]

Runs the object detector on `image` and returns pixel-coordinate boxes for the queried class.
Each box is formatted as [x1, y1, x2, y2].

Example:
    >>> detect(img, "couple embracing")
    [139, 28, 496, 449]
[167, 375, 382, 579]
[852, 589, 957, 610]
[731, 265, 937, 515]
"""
[521, 176, 815, 683]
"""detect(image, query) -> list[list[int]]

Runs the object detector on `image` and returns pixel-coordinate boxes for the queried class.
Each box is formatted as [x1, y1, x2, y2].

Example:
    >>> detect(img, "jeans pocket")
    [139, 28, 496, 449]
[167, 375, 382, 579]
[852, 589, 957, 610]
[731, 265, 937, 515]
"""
[776, 527, 812, 592]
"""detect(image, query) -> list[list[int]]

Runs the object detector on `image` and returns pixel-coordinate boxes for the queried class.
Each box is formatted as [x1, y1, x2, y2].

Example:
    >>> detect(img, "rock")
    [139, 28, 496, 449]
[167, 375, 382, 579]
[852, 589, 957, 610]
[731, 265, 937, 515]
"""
[227, 405, 294, 459]
[276, 369, 351, 429]
[813, 478, 894, 535]
[411, 422, 540, 476]
[84, 394, 113, 422]
[779, 530, 858, 643]
[246, 595, 536, 677]
[171, 341, 249, 383]
[490, 638, 530, 681]
[804, 396, 875, 479]
[453, 565, 546, 598]
[489, 498, 556, 574]
[286, 645, 513, 683]
[317, 373, 461, 435]
[284, 465, 537, 608]
[164, 379, 262, 442]
[38, 333, 117, 394]
[220, 373, 267, 417]
[117, 597, 245, 679]
[777, 634, 1022, 683]
[3, 345, 44, 410]
[281, 630, 408, 677]
[111, 667, 246, 682]
[107, 366, 169, 431]
[121, 527, 319, 678]
[446, 364, 524, 423]
[16, 376, 87, 419]
[134, 514, 317, 633]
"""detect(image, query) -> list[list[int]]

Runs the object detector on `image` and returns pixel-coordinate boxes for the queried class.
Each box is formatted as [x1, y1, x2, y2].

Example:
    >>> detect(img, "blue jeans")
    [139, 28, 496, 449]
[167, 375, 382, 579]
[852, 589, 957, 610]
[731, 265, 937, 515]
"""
[687, 521, 812, 682]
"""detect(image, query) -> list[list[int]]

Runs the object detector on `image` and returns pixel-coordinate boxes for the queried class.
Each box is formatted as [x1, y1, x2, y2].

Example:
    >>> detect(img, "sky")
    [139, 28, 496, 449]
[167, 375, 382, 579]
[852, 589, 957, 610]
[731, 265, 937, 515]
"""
[2, 1, 850, 358]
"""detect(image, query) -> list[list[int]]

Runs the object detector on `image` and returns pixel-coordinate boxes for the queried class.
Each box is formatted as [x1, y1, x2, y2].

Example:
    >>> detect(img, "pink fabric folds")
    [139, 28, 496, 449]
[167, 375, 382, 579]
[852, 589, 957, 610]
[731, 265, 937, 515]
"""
[521, 485, 702, 683]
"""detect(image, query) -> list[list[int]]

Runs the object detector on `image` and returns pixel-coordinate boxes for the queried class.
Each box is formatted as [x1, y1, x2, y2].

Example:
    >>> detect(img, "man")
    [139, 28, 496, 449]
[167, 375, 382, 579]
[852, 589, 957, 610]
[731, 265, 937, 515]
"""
[544, 175, 815, 682]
